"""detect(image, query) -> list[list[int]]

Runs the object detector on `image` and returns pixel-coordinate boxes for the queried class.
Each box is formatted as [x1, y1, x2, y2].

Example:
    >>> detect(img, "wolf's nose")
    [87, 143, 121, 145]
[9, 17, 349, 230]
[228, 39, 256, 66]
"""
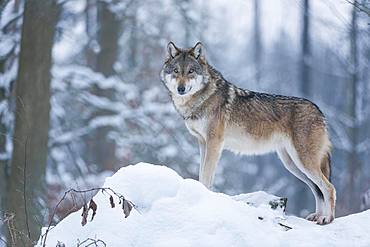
[177, 85, 186, 95]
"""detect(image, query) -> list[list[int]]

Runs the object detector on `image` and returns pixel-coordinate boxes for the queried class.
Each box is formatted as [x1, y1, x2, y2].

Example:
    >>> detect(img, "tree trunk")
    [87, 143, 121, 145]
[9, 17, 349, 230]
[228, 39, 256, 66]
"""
[199, 0, 208, 43]
[179, 0, 191, 47]
[297, 1, 313, 208]
[253, 0, 262, 83]
[346, 1, 360, 212]
[96, 1, 120, 77]
[128, 3, 138, 69]
[84, 0, 97, 69]
[6, 0, 58, 245]
[0, 87, 8, 237]
[87, 1, 121, 171]
[0, 0, 21, 238]
[300, 0, 311, 97]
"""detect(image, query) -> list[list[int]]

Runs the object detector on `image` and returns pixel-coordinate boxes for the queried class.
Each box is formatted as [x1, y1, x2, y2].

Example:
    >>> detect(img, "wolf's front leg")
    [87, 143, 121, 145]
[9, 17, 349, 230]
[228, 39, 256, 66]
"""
[200, 139, 223, 188]
[198, 138, 206, 179]
[199, 118, 225, 189]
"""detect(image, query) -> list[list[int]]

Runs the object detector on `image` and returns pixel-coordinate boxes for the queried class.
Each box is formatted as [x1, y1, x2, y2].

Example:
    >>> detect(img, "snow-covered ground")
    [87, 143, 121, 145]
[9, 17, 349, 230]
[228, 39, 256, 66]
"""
[38, 163, 370, 247]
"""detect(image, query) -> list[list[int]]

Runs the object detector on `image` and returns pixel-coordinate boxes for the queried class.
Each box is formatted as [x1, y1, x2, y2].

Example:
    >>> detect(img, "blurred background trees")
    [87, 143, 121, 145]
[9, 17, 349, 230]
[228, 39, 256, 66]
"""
[0, 0, 369, 244]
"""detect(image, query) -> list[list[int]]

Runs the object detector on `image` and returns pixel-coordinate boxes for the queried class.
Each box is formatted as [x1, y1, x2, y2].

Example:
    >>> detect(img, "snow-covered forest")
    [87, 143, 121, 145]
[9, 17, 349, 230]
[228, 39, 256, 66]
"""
[0, 0, 369, 246]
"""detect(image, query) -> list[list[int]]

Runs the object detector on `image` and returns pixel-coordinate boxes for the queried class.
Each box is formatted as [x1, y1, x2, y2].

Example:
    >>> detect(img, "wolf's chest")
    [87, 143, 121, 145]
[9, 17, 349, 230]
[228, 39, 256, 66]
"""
[185, 118, 208, 139]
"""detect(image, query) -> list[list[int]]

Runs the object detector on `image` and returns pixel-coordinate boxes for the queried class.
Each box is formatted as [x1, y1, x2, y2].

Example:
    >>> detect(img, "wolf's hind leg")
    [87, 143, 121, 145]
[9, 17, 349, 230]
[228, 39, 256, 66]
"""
[287, 146, 336, 225]
[302, 170, 335, 225]
[313, 173, 336, 225]
[277, 148, 325, 220]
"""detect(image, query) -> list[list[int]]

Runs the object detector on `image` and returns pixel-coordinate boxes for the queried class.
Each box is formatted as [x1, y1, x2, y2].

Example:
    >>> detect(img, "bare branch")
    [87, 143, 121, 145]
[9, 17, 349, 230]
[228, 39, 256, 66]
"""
[77, 237, 107, 247]
[41, 187, 138, 247]
[344, 0, 370, 17]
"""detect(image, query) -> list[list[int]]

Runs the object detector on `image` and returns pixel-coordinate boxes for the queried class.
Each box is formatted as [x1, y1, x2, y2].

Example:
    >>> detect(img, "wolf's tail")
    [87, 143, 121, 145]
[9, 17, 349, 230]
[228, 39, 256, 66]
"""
[321, 152, 332, 182]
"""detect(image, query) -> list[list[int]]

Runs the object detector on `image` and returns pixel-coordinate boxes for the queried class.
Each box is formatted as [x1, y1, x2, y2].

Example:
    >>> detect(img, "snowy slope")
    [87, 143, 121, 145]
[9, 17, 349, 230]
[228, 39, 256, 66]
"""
[38, 163, 370, 247]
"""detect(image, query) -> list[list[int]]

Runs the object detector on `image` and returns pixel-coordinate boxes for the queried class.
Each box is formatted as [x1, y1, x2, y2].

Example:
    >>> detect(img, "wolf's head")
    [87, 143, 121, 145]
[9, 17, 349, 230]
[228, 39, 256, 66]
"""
[160, 42, 207, 97]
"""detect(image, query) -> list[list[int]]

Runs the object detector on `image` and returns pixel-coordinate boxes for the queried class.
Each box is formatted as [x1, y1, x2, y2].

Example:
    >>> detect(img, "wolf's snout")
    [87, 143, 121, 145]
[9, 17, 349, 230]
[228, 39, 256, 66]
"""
[177, 85, 186, 95]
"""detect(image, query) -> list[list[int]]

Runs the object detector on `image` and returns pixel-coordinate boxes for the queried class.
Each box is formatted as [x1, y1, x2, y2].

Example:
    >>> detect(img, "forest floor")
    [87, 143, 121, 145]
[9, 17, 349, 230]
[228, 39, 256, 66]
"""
[38, 163, 370, 247]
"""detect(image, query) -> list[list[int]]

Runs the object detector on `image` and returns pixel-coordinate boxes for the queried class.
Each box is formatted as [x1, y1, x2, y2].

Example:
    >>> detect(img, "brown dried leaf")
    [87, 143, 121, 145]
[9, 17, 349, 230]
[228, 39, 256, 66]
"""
[88, 199, 97, 221]
[81, 204, 88, 226]
[109, 195, 115, 208]
[122, 199, 133, 218]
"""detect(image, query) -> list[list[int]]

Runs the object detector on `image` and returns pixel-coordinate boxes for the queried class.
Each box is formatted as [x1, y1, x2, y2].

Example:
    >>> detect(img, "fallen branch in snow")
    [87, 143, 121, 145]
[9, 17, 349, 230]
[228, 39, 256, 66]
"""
[278, 223, 293, 231]
[233, 191, 288, 212]
[77, 237, 107, 247]
[269, 197, 287, 212]
[41, 187, 137, 247]
[257, 216, 293, 231]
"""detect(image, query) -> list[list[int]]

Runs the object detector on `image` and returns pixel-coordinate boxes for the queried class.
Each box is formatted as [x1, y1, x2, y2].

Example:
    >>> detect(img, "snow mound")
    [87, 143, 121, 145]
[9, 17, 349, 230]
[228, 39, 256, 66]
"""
[38, 163, 370, 247]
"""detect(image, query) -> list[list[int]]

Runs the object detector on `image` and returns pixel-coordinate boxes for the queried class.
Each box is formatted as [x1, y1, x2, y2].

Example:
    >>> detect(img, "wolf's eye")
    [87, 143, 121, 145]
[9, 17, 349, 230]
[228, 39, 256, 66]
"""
[173, 68, 179, 73]
[189, 69, 194, 74]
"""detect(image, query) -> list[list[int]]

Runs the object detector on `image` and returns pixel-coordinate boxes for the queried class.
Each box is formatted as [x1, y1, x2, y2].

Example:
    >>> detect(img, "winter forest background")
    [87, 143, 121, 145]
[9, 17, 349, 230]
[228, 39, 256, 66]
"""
[0, 0, 369, 245]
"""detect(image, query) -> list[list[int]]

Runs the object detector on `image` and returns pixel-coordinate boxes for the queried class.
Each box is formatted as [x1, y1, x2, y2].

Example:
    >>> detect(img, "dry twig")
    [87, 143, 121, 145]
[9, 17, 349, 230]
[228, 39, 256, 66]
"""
[41, 187, 137, 247]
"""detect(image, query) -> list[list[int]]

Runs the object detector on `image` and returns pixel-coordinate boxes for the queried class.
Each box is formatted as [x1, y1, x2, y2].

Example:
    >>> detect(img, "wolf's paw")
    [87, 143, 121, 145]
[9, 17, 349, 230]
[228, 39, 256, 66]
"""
[306, 212, 320, 222]
[316, 215, 334, 225]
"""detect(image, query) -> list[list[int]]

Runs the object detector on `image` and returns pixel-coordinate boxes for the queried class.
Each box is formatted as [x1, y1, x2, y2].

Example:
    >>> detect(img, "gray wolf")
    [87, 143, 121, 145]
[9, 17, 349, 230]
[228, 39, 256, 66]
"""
[160, 41, 336, 225]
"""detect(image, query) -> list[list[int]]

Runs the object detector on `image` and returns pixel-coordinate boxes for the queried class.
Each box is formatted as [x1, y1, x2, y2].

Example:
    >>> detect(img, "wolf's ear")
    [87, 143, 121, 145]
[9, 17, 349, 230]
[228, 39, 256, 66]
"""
[167, 41, 179, 58]
[192, 42, 204, 59]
